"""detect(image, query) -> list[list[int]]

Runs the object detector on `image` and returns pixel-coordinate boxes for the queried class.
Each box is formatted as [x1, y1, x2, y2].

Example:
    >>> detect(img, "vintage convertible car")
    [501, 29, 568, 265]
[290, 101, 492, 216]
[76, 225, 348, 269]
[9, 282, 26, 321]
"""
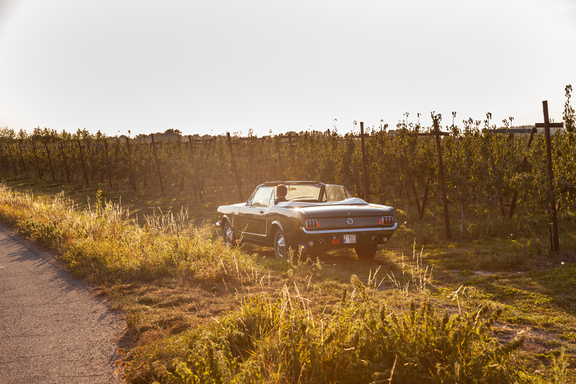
[216, 181, 397, 259]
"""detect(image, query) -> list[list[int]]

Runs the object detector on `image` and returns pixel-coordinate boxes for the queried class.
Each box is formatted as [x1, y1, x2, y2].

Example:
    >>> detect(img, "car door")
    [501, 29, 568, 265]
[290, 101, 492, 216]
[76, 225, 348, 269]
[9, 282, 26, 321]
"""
[238, 186, 273, 242]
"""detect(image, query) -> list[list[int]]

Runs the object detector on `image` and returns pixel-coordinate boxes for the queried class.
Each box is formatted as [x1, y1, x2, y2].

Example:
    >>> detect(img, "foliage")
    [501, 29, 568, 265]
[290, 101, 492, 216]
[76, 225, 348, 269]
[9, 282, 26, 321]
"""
[1, 112, 575, 233]
[564, 84, 575, 133]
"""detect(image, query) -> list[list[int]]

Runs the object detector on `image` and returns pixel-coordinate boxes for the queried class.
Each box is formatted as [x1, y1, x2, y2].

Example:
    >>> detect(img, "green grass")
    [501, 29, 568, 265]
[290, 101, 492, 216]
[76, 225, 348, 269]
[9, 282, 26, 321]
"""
[0, 181, 575, 383]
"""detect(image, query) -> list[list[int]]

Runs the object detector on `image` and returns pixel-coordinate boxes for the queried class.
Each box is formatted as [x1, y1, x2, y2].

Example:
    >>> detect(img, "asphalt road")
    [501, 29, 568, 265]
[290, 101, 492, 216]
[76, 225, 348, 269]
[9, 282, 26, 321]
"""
[0, 225, 125, 384]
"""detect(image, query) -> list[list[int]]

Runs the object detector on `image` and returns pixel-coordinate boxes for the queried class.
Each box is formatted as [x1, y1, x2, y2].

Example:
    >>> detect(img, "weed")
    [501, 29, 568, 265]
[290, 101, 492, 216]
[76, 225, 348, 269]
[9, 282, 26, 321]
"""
[122, 285, 525, 383]
[551, 348, 570, 384]
[386, 240, 433, 296]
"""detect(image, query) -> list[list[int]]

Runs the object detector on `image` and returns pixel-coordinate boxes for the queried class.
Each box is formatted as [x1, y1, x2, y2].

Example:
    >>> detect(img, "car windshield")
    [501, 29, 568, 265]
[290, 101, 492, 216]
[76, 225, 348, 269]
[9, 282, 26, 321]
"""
[284, 185, 321, 201]
[250, 186, 274, 207]
[274, 184, 352, 203]
[324, 184, 352, 202]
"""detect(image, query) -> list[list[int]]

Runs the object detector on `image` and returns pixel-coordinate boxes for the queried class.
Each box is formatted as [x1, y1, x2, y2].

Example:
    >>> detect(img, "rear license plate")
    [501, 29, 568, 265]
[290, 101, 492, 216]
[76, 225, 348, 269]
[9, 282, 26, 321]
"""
[343, 234, 356, 244]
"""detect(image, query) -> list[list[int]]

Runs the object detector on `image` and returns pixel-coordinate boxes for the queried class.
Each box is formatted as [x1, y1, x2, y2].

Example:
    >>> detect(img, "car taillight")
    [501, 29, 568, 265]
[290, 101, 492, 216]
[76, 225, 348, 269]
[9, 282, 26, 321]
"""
[305, 219, 320, 229]
[379, 215, 394, 226]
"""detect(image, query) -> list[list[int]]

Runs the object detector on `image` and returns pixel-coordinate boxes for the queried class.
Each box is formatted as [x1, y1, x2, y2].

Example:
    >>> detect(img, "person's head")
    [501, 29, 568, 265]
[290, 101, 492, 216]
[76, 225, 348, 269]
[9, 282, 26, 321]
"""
[277, 185, 287, 199]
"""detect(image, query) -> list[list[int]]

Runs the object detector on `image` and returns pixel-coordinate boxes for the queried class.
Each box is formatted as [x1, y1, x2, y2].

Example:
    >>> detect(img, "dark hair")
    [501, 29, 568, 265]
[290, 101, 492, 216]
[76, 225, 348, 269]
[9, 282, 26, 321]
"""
[277, 185, 287, 198]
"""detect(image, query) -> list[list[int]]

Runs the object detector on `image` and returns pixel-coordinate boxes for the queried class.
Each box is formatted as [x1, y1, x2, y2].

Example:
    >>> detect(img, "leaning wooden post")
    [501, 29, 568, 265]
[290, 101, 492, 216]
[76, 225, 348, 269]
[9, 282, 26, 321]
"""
[542, 101, 560, 253]
[360, 122, 370, 201]
[433, 113, 451, 240]
[104, 139, 113, 189]
[59, 142, 71, 184]
[43, 141, 56, 182]
[226, 132, 243, 201]
[150, 134, 165, 196]
[31, 140, 43, 179]
[77, 139, 89, 187]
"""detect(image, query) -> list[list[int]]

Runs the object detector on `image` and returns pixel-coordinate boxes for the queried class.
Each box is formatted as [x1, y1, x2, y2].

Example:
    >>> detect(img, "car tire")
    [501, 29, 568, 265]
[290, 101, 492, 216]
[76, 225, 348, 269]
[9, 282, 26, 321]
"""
[355, 244, 377, 259]
[222, 220, 237, 247]
[273, 229, 288, 258]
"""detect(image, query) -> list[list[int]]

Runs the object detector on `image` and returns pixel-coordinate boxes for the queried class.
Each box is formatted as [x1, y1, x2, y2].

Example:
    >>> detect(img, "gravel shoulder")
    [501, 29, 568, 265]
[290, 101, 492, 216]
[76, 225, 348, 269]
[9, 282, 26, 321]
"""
[0, 225, 125, 384]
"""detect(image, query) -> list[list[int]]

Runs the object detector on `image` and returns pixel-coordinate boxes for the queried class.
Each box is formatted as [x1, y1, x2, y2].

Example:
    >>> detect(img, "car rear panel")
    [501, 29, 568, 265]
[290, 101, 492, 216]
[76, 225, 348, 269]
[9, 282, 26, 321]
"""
[295, 204, 397, 251]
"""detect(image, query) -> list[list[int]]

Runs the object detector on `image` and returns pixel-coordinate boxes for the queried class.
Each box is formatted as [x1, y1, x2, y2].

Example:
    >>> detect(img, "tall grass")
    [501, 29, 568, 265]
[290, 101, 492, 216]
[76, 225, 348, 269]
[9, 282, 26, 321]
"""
[122, 278, 524, 383]
[386, 240, 433, 295]
[0, 185, 261, 285]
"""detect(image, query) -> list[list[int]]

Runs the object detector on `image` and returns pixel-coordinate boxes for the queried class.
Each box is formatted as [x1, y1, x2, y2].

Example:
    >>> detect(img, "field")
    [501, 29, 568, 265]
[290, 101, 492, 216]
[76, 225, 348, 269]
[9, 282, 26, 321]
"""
[1, 120, 576, 382]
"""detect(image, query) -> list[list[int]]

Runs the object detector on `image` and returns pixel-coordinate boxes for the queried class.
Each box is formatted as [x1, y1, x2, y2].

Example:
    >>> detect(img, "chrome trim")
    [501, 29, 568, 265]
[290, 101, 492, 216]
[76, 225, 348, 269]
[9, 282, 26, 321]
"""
[241, 231, 267, 237]
[300, 222, 398, 234]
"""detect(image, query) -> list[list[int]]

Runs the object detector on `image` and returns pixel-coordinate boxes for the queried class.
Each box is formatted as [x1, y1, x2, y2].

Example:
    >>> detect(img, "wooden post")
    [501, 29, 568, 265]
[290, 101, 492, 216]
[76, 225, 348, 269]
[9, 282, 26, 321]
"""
[542, 100, 560, 253]
[227, 132, 243, 201]
[77, 139, 89, 187]
[125, 137, 136, 191]
[31, 141, 43, 179]
[150, 134, 165, 196]
[89, 142, 96, 181]
[60, 142, 71, 184]
[199, 137, 212, 203]
[18, 142, 27, 175]
[185, 136, 194, 195]
[360, 122, 370, 201]
[104, 139, 113, 189]
[433, 114, 451, 239]
[508, 127, 537, 219]
[44, 142, 56, 182]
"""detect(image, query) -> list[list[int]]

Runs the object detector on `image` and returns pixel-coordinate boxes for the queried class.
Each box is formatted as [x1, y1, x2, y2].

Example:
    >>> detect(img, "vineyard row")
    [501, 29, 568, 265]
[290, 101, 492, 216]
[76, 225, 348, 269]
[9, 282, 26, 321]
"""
[0, 125, 575, 227]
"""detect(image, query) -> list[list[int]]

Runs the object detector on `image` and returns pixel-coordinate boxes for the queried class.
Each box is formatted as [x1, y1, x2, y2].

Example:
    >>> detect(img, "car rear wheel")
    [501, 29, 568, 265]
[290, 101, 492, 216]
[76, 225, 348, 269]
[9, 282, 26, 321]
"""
[273, 229, 288, 258]
[355, 244, 377, 259]
[222, 220, 237, 246]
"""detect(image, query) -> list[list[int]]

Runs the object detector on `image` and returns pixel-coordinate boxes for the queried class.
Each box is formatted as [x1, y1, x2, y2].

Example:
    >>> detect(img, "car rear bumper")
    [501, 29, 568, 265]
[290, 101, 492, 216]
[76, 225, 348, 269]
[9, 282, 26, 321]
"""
[300, 223, 398, 234]
[296, 224, 397, 251]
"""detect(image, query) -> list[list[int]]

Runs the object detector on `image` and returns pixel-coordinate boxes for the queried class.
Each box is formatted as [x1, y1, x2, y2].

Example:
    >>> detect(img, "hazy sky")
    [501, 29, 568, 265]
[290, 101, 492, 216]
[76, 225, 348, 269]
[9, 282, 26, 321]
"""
[1, 0, 575, 137]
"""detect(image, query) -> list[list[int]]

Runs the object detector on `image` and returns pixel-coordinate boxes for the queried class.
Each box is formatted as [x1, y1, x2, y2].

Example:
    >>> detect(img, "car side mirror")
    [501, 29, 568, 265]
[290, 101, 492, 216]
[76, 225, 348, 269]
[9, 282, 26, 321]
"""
[246, 199, 251, 207]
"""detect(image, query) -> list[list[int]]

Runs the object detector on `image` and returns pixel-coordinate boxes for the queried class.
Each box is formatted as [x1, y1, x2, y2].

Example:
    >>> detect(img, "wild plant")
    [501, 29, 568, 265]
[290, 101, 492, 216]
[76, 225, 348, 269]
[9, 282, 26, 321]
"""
[0, 185, 264, 285]
[386, 239, 433, 296]
[123, 279, 524, 384]
[552, 348, 569, 384]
